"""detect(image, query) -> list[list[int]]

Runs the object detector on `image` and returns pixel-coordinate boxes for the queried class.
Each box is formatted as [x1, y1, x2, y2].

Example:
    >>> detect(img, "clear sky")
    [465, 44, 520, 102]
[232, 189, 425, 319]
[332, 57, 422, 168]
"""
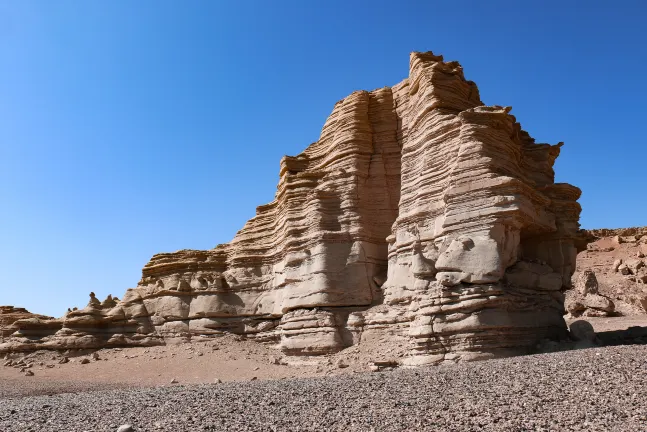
[1, 1, 645, 317]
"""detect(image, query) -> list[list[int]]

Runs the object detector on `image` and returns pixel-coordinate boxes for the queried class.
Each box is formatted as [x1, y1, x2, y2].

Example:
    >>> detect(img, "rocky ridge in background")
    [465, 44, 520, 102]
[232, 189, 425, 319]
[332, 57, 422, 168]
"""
[0, 51, 585, 365]
[568, 229, 647, 318]
[585, 227, 647, 239]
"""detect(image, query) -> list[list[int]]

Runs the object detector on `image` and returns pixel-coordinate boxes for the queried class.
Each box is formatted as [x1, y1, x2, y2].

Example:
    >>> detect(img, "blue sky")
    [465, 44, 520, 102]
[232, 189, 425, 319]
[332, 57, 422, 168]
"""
[1, 1, 645, 316]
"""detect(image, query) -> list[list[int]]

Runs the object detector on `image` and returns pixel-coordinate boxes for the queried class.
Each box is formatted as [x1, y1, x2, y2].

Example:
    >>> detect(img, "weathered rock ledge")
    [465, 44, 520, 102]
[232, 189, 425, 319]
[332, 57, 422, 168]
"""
[0, 307, 53, 341]
[1, 52, 586, 365]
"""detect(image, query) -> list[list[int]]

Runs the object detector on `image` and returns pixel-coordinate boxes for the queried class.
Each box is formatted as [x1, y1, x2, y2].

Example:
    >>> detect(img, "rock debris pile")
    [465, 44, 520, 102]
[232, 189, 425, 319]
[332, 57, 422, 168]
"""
[568, 228, 647, 317]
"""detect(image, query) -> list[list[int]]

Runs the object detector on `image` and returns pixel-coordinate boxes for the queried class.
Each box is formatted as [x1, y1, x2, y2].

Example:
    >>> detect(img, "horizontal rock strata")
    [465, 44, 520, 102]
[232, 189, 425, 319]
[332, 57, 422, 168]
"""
[0, 307, 53, 341]
[1, 52, 585, 364]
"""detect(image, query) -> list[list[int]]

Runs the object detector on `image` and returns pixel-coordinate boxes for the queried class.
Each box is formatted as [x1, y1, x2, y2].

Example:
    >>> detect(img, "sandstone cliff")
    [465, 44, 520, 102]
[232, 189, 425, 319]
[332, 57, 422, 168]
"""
[0, 52, 585, 364]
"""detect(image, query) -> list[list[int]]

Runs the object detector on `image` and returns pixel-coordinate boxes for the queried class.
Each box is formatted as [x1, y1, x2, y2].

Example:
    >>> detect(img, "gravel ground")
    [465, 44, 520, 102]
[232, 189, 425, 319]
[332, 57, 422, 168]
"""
[0, 378, 129, 399]
[1, 345, 646, 431]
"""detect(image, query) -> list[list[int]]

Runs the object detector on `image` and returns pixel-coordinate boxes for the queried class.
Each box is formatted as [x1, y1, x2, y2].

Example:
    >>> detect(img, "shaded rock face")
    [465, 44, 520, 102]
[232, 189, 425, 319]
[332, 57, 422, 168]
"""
[0, 52, 584, 363]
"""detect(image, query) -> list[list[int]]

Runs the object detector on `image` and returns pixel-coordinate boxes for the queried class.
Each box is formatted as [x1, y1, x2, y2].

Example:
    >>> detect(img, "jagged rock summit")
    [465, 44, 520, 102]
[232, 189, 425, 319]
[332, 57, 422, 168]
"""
[0, 52, 585, 364]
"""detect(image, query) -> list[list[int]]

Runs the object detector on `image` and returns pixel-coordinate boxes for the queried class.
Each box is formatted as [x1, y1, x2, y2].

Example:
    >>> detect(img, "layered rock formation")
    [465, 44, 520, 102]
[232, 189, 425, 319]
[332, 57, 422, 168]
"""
[380, 53, 584, 364]
[0, 52, 585, 364]
[0, 307, 53, 341]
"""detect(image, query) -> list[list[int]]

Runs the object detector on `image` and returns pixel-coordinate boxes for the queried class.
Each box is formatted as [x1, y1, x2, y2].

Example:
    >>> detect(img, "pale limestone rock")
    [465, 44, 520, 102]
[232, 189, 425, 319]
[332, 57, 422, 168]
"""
[279, 309, 343, 355]
[565, 299, 586, 316]
[0, 51, 584, 363]
[382, 53, 582, 364]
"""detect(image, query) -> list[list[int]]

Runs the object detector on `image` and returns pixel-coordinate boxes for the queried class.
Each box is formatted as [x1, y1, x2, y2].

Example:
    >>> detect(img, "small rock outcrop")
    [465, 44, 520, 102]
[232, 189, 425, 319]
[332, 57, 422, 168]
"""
[2, 293, 156, 351]
[0, 52, 585, 364]
[0, 306, 53, 342]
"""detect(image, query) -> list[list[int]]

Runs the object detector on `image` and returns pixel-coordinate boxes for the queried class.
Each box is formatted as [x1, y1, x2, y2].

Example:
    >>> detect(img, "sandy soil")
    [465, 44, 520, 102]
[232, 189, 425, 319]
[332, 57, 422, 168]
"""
[1, 344, 647, 431]
[0, 332, 407, 398]
[2, 315, 646, 401]
[569, 315, 647, 333]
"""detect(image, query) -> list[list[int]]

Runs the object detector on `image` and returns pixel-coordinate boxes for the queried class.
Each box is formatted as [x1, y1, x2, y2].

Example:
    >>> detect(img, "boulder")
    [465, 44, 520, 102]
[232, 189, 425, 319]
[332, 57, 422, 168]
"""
[582, 294, 614, 313]
[625, 259, 644, 275]
[565, 299, 586, 316]
[575, 270, 599, 295]
[569, 320, 596, 342]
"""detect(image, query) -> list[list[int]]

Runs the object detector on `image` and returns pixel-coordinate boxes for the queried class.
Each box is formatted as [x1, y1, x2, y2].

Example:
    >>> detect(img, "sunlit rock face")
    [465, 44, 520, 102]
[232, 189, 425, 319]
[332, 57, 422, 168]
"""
[130, 87, 403, 354]
[380, 52, 583, 364]
[0, 52, 584, 363]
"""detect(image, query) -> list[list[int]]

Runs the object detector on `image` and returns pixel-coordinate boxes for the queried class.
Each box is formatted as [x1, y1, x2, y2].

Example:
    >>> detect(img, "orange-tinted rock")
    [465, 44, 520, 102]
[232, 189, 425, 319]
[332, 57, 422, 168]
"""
[571, 227, 647, 316]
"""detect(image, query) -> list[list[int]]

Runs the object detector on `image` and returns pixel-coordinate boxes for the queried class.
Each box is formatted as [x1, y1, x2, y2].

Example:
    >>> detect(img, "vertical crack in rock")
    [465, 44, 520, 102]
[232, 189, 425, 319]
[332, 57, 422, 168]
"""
[0, 52, 584, 364]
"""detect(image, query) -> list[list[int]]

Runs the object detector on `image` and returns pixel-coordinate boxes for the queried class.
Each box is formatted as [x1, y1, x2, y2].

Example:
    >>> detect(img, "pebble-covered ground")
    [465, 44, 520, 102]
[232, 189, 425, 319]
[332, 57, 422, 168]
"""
[1, 345, 646, 431]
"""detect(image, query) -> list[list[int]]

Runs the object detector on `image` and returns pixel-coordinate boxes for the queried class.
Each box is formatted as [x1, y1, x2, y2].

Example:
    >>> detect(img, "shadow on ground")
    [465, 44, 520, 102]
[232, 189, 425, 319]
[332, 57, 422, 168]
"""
[596, 325, 647, 346]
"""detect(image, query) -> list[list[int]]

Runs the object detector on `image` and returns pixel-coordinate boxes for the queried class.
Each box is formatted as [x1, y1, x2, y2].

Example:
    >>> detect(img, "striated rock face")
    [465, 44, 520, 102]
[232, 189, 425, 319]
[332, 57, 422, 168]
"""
[378, 53, 583, 364]
[0, 52, 585, 363]
[128, 85, 403, 353]
[0, 294, 160, 351]
[0, 306, 53, 341]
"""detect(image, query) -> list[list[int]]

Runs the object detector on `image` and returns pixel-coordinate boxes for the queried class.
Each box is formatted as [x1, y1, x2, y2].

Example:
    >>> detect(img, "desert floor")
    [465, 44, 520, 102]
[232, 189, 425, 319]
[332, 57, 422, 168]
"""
[1, 316, 646, 431]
